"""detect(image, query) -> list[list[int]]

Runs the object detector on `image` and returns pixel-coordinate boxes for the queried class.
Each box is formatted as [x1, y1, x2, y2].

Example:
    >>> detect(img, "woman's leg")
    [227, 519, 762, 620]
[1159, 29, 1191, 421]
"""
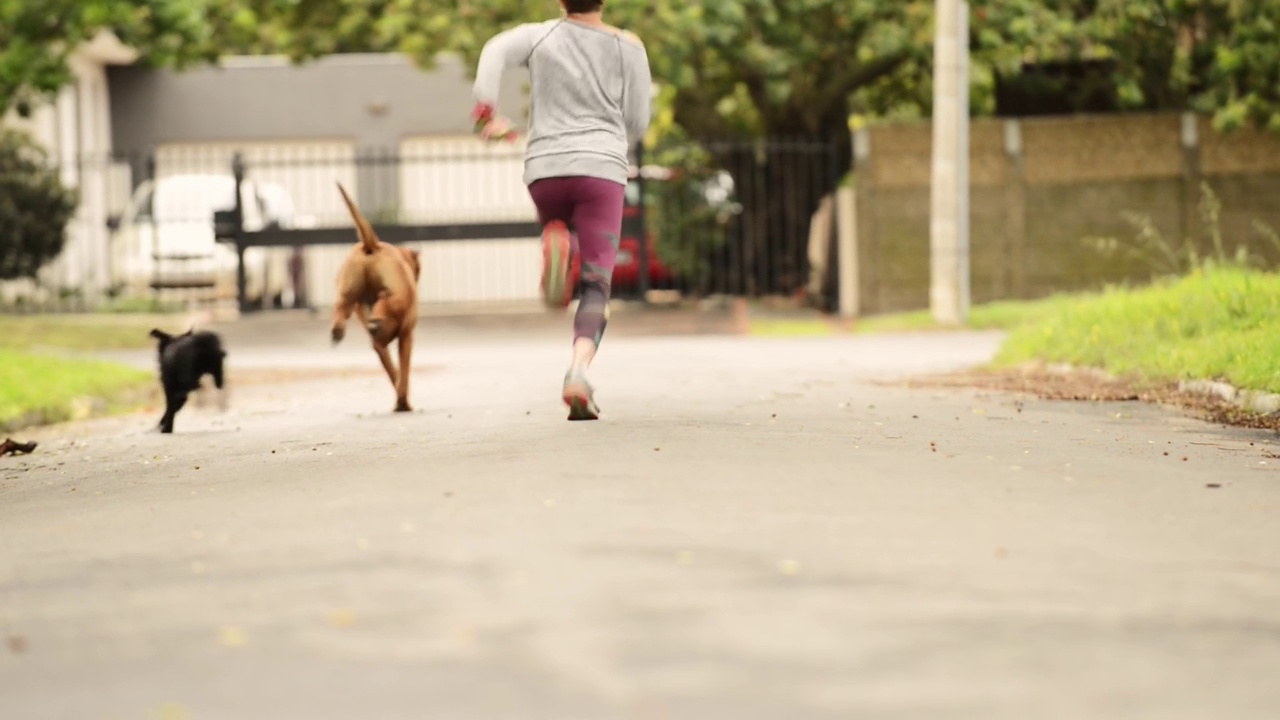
[569, 178, 624, 356]
[561, 177, 625, 420]
[527, 179, 576, 309]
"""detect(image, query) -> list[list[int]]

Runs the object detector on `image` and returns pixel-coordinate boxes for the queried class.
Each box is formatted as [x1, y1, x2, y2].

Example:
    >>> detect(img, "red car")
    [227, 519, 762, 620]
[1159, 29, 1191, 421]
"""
[611, 167, 677, 293]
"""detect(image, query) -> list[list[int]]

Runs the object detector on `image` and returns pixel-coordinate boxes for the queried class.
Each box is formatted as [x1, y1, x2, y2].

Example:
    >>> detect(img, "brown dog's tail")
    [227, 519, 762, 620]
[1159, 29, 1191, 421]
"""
[336, 182, 379, 255]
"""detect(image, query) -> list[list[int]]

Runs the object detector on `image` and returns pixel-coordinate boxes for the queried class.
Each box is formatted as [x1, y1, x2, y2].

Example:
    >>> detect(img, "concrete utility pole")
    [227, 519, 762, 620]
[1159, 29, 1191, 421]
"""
[929, 0, 971, 324]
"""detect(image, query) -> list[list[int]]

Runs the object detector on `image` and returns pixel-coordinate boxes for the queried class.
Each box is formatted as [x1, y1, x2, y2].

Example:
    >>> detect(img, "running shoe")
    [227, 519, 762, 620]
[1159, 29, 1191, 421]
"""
[541, 220, 574, 310]
[562, 367, 601, 421]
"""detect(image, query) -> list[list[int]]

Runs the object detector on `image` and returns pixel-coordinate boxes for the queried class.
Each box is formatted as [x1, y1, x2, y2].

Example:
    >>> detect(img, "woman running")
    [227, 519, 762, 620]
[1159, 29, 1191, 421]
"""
[471, 0, 652, 421]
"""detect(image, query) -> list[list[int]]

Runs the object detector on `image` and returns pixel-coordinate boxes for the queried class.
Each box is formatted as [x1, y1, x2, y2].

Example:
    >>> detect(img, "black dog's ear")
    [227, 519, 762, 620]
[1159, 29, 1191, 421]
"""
[150, 328, 172, 343]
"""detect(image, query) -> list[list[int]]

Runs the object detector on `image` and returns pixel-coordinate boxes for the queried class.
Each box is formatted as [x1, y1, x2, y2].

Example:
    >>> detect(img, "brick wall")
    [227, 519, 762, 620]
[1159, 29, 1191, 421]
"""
[852, 112, 1280, 314]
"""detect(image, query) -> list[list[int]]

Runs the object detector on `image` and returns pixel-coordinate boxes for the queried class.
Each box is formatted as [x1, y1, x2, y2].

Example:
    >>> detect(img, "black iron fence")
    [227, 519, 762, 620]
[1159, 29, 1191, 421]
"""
[1, 137, 842, 313]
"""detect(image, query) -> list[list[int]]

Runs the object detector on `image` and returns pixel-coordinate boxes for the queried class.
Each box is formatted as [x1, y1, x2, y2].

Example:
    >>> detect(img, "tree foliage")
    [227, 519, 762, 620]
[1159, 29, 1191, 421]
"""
[5, 1, 1277, 137]
[0, 128, 77, 281]
[972, 0, 1280, 132]
[201, 1, 1280, 139]
[0, 0, 222, 119]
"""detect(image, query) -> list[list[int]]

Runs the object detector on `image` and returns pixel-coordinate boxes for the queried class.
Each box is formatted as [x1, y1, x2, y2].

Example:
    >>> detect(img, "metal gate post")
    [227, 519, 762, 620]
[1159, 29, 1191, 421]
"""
[232, 152, 248, 314]
[635, 141, 650, 303]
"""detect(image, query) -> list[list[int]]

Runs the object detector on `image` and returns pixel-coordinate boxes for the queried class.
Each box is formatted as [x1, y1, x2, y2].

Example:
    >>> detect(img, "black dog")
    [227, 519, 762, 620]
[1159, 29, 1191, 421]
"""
[149, 328, 227, 434]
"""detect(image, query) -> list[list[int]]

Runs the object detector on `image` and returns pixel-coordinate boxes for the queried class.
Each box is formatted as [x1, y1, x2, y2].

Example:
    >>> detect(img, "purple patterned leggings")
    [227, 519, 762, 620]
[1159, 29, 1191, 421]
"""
[528, 176, 625, 348]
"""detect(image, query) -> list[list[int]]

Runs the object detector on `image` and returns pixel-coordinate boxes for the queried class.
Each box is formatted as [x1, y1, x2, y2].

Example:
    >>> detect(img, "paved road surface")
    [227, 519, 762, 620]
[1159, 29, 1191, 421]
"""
[2, 317, 1279, 719]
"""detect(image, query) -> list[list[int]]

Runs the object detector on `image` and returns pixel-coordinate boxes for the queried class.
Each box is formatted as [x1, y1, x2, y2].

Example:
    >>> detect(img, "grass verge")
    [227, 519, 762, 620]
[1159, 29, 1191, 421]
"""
[995, 265, 1280, 394]
[747, 294, 1076, 337]
[0, 349, 154, 432]
[0, 313, 176, 352]
[0, 312, 179, 431]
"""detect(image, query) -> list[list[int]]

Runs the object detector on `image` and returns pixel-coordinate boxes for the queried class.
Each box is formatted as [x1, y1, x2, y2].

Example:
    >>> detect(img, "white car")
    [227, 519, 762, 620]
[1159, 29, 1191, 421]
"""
[108, 174, 292, 307]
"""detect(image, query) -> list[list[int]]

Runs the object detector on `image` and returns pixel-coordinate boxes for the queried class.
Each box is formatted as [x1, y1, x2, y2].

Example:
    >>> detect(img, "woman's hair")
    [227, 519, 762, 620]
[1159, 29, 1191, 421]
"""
[563, 0, 604, 13]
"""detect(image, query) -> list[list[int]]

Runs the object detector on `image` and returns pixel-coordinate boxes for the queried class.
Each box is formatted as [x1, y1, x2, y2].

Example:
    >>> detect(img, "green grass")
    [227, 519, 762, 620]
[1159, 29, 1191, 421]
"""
[0, 312, 178, 430]
[0, 312, 177, 352]
[746, 318, 842, 337]
[747, 294, 1074, 337]
[851, 296, 1075, 334]
[996, 265, 1280, 393]
[0, 349, 154, 430]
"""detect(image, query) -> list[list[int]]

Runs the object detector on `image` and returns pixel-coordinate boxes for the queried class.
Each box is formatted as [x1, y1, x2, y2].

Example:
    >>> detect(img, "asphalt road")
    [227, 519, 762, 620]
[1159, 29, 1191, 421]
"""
[2, 316, 1279, 719]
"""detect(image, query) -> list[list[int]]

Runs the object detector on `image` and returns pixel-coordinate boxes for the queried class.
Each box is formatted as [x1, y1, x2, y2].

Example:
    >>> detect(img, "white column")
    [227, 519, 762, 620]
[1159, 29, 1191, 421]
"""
[929, 0, 971, 324]
[76, 62, 112, 297]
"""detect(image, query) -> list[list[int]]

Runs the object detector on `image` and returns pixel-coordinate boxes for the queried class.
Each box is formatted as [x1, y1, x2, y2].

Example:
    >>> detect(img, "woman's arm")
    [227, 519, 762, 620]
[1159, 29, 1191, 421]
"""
[472, 23, 541, 107]
[621, 36, 653, 144]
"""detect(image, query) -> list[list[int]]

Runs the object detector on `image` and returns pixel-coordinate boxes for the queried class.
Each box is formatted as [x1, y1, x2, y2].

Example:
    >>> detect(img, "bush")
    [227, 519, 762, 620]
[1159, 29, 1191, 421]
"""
[645, 130, 740, 292]
[0, 127, 77, 281]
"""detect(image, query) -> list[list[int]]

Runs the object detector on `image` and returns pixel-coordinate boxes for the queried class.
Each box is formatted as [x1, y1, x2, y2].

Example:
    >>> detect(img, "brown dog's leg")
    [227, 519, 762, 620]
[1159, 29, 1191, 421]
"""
[371, 340, 399, 397]
[394, 331, 414, 412]
[366, 291, 391, 339]
[331, 296, 358, 345]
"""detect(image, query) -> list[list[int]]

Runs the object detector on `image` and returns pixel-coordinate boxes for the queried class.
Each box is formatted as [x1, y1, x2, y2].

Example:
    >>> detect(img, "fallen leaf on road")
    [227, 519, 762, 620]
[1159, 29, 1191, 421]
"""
[328, 609, 357, 628]
[457, 627, 476, 646]
[153, 703, 189, 720]
[777, 560, 802, 576]
[1206, 483, 1222, 489]
[7, 635, 27, 654]
[217, 626, 249, 648]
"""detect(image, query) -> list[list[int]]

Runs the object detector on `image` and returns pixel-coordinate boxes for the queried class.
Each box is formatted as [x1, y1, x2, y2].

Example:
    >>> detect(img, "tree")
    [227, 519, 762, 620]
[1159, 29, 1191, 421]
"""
[0, 0, 228, 120]
[970, 0, 1280, 132]
[0, 128, 78, 281]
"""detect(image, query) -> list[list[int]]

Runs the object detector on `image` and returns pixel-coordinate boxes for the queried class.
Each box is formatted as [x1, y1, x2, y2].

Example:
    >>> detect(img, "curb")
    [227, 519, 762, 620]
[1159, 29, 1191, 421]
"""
[1002, 363, 1280, 419]
[1179, 380, 1280, 415]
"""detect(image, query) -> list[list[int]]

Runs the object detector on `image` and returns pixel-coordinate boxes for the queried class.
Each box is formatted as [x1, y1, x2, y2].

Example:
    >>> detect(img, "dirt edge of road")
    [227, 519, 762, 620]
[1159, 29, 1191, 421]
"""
[893, 363, 1280, 434]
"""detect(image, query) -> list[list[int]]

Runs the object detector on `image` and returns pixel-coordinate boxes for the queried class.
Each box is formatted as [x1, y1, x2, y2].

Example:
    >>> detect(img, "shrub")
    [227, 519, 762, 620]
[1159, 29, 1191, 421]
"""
[0, 127, 77, 281]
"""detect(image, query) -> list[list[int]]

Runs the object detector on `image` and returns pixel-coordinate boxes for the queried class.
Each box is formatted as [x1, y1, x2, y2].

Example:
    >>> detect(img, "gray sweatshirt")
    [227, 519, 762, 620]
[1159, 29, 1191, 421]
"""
[472, 19, 653, 187]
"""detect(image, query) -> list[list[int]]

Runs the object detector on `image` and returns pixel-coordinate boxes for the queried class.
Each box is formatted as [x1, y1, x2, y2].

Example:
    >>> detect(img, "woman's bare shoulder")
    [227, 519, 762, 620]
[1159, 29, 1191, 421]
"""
[601, 23, 644, 47]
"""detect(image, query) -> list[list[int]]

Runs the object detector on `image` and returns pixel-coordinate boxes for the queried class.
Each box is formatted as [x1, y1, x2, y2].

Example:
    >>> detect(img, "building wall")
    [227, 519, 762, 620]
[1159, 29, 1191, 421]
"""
[853, 112, 1280, 314]
[107, 53, 530, 159]
[1, 33, 135, 307]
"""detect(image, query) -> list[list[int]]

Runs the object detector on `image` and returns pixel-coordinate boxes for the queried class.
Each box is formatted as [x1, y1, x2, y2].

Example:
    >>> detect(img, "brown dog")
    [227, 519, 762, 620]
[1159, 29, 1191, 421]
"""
[331, 183, 422, 412]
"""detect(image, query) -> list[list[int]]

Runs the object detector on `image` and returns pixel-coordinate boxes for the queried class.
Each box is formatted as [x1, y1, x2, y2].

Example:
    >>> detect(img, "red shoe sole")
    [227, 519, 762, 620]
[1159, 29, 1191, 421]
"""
[541, 221, 573, 309]
[562, 385, 599, 421]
